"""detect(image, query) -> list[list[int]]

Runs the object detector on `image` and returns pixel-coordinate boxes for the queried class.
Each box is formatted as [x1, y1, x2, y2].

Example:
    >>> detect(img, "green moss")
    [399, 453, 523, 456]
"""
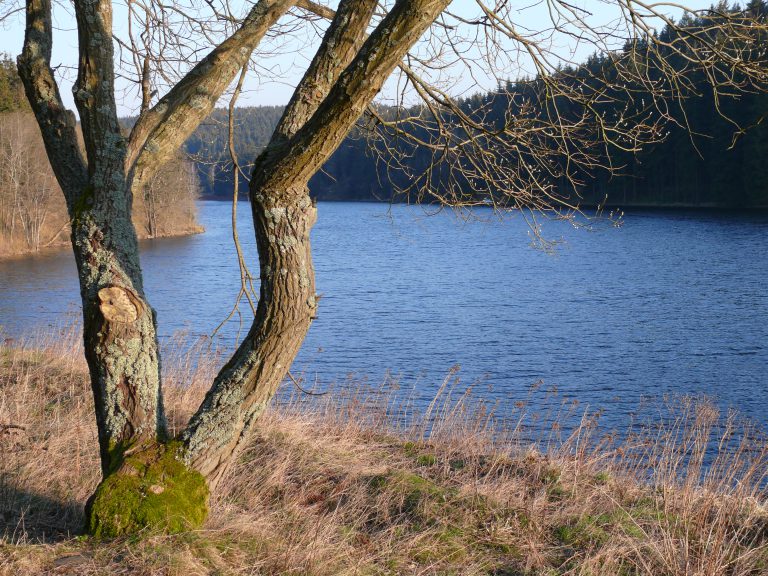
[593, 471, 611, 485]
[86, 441, 209, 538]
[555, 508, 655, 549]
[397, 472, 446, 498]
[400, 441, 439, 467]
[412, 526, 468, 563]
[71, 185, 95, 224]
[416, 454, 437, 467]
[555, 514, 615, 548]
[361, 469, 532, 568]
[547, 482, 567, 500]
[367, 473, 391, 492]
[365, 471, 455, 527]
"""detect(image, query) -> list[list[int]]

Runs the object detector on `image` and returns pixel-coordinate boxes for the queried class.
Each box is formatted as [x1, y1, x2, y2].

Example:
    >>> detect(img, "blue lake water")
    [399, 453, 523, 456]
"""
[1, 201, 766, 431]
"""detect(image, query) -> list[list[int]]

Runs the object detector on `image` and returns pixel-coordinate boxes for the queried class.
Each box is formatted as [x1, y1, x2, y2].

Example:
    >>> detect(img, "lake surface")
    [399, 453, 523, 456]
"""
[1, 201, 767, 431]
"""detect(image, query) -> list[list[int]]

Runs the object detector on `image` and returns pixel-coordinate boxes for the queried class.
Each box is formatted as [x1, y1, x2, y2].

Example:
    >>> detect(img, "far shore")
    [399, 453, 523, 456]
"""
[4, 196, 767, 261]
[0, 225, 205, 262]
[200, 194, 768, 212]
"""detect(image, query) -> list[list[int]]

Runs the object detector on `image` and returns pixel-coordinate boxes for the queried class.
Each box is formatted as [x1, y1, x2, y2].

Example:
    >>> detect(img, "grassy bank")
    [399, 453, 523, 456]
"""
[1, 335, 767, 575]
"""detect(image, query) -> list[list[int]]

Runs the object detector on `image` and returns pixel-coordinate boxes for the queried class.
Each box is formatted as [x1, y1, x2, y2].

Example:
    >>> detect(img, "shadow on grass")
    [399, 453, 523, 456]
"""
[0, 482, 84, 543]
[488, 568, 525, 576]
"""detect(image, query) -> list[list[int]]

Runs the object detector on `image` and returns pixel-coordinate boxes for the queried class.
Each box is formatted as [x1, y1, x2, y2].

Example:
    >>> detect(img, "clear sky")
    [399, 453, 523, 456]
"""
[1, 0, 717, 117]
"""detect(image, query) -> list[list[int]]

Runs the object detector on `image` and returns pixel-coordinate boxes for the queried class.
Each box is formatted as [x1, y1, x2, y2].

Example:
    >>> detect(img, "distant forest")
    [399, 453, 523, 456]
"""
[0, 60, 201, 257]
[187, 0, 768, 208]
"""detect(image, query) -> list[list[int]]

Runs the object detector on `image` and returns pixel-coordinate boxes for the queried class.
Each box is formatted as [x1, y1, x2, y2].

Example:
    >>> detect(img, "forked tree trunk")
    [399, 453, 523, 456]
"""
[18, 0, 185, 538]
[18, 0, 166, 474]
[19, 0, 449, 537]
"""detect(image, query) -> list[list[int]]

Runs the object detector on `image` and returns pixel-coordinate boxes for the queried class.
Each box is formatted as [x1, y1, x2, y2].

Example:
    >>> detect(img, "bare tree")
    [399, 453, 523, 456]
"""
[0, 112, 29, 240]
[134, 152, 201, 238]
[0, 111, 66, 252]
[13, 0, 768, 535]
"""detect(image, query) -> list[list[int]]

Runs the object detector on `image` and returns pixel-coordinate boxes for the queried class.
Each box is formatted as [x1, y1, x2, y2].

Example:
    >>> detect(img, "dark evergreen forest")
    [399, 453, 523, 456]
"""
[186, 0, 768, 208]
[3, 2, 766, 208]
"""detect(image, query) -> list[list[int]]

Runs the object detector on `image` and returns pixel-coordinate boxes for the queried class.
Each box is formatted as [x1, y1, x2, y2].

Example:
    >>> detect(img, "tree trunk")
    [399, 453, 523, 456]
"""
[17, 0, 190, 537]
[183, 0, 450, 488]
[71, 191, 167, 472]
[18, 0, 166, 473]
[182, 187, 317, 488]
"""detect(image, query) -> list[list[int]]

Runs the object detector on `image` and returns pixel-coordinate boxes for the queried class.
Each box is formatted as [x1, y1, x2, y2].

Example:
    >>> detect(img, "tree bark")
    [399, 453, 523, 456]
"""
[182, 189, 316, 486]
[19, 0, 166, 474]
[182, 0, 450, 486]
[20, 0, 292, 479]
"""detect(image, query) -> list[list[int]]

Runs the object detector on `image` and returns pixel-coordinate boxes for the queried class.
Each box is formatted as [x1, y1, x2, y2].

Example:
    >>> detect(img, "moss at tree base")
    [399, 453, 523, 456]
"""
[85, 441, 209, 538]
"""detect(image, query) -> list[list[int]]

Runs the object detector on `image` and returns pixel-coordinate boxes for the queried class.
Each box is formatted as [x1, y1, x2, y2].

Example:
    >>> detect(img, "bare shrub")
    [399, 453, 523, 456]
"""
[132, 152, 203, 239]
[0, 112, 67, 255]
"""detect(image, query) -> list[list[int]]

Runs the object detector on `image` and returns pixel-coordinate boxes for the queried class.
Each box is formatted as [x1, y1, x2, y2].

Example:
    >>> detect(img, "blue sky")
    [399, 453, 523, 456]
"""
[1, 0, 716, 117]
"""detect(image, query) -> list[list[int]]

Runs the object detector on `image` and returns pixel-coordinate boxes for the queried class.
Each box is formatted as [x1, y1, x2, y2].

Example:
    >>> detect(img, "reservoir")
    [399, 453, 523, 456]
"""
[1, 201, 766, 431]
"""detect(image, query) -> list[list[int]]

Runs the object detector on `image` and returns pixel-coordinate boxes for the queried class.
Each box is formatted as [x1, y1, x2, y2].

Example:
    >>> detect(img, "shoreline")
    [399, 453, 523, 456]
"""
[0, 225, 205, 262]
[8, 198, 762, 260]
[199, 195, 768, 213]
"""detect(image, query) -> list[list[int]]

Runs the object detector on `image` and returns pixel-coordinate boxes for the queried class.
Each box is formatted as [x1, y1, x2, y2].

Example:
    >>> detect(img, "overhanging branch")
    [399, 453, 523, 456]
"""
[127, 0, 296, 190]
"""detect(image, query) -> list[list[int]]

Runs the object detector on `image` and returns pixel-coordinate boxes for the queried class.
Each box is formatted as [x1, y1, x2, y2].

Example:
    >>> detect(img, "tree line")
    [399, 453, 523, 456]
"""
[0, 59, 202, 257]
[188, 0, 768, 208]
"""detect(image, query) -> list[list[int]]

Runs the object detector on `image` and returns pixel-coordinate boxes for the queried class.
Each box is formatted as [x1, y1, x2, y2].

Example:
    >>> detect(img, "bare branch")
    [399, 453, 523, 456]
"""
[273, 0, 378, 142]
[252, 0, 453, 192]
[16, 0, 87, 204]
[127, 0, 296, 189]
[72, 0, 126, 180]
[295, 0, 335, 21]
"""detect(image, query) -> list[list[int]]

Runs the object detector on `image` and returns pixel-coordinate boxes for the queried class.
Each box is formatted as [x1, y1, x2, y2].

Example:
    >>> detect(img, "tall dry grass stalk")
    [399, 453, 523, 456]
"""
[0, 329, 766, 575]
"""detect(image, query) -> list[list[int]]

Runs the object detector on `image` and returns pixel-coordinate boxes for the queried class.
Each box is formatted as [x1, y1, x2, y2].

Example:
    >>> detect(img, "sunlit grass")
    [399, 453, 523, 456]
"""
[0, 329, 767, 575]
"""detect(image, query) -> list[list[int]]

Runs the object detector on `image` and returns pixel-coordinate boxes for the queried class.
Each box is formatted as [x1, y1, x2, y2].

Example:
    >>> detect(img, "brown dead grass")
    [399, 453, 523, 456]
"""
[0, 331, 767, 575]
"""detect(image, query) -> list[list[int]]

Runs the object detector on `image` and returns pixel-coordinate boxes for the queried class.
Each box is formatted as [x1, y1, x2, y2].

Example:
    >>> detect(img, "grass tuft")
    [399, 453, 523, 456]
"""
[0, 330, 767, 574]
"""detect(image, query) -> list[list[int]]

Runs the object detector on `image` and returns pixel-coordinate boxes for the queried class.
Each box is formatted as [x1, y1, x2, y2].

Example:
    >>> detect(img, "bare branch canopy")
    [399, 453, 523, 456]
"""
[11, 0, 768, 535]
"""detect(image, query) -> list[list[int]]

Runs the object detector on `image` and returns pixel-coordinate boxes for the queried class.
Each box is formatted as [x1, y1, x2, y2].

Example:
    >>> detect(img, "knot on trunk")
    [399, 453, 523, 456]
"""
[98, 286, 142, 323]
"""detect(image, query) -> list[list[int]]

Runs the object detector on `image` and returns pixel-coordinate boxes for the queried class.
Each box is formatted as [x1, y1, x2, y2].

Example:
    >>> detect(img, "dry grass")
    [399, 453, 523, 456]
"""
[0, 331, 767, 575]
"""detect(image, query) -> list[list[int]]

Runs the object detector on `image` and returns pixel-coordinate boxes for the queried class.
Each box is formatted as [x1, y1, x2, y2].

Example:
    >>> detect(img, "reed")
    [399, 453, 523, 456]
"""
[0, 330, 766, 575]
